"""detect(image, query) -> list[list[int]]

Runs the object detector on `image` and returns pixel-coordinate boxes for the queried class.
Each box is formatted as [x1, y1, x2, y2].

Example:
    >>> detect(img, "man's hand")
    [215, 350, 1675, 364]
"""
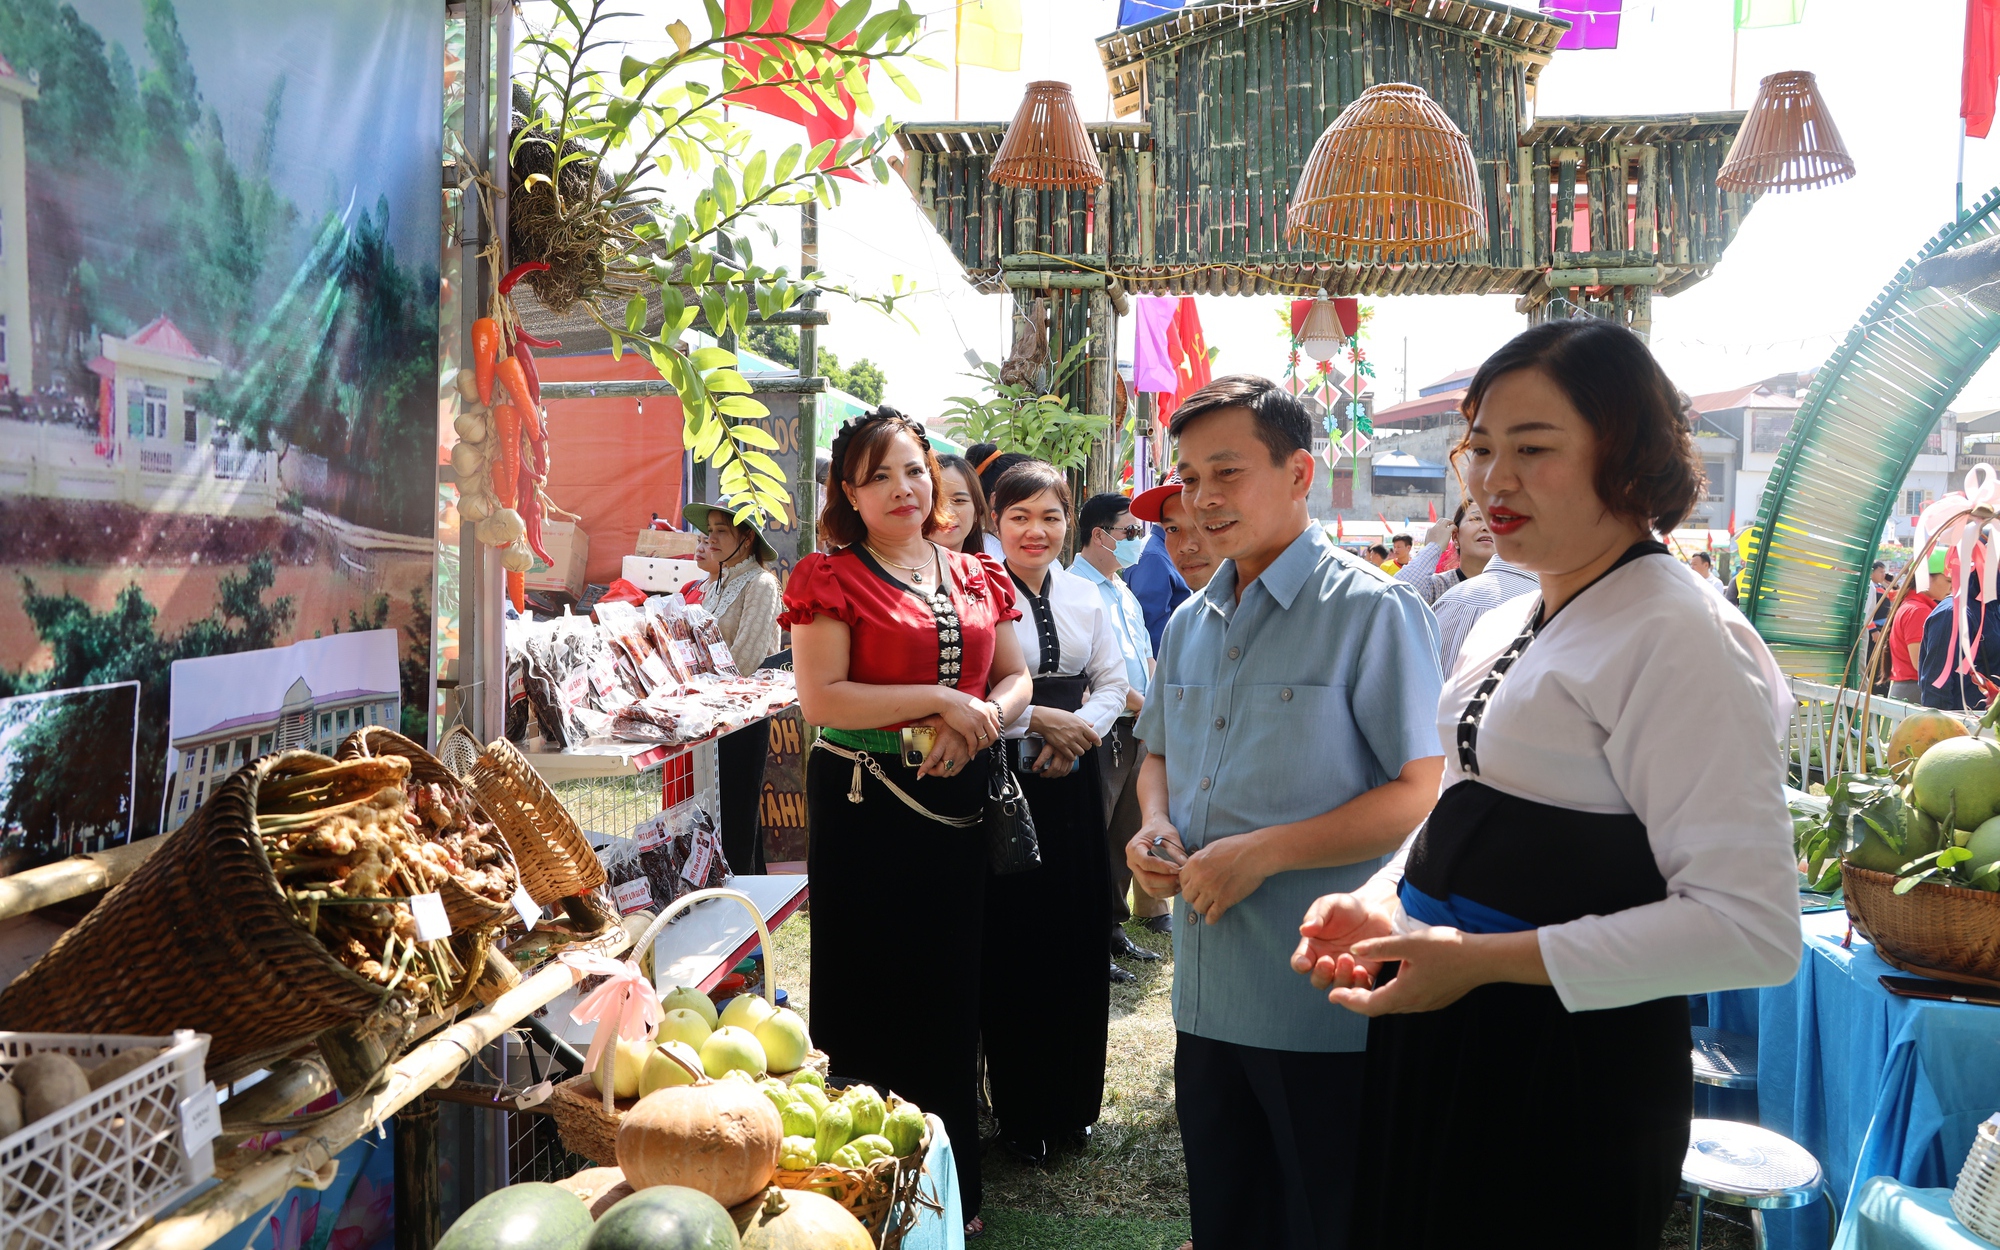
[1127, 818, 1184, 899]
[1178, 832, 1271, 924]
[1125, 687, 1146, 713]
[1291, 892, 1396, 986]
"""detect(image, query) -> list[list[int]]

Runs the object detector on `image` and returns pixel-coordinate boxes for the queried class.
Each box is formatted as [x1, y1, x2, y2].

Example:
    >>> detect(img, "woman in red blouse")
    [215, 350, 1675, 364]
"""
[782, 409, 1031, 1232]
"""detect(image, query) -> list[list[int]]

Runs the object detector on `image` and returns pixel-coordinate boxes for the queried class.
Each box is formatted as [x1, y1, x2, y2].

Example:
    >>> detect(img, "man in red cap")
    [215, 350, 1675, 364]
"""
[1129, 474, 1206, 649]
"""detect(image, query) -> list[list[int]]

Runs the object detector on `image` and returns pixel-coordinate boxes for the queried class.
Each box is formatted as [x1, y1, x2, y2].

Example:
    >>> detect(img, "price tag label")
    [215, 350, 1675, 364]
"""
[510, 884, 539, 930]
[612, 877, 654, 914]
[410, 892, 452, 942]
[178, 1084, 221, 1157]
[591, 659, 618, 696]
[561, 669, 589, 704]
[674, 640, 705, 674]
[515, 1080, 554, 1110]
[641, 653, 672, 686]
[681, 824, 717, 887]
[634, 811, 671, 852]
[707, 641, 736, 673]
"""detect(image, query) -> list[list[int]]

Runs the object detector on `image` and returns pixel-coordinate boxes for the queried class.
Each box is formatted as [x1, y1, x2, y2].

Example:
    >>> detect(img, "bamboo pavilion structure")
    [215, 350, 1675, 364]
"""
[895, 0, 1769, 457]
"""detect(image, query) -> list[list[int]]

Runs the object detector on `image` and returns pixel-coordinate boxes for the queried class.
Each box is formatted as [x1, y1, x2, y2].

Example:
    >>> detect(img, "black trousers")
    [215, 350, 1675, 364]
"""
[807, 748, 990, 1217]
[716, 718, 770, 875]
[1176, 1032, 1364, 1250]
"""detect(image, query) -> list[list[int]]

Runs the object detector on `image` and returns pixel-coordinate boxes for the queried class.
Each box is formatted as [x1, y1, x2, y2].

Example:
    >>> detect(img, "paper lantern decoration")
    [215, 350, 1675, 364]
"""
[1287, 83, 1486, 258]
[991, 81, 1104, 190]
[1716, 71, 1855, 193]
[1299, 300, 1345, 362]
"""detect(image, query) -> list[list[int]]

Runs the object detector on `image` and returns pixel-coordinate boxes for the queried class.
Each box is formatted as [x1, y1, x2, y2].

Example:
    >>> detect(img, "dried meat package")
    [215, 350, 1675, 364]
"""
[644, 595, 709, 678]
[685, 604, 740, 676]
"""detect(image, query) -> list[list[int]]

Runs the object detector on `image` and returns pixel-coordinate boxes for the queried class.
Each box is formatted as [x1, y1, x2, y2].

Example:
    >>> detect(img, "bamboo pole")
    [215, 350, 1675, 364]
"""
[117, 929, 631, 1250]
[0, 838, 162, 922]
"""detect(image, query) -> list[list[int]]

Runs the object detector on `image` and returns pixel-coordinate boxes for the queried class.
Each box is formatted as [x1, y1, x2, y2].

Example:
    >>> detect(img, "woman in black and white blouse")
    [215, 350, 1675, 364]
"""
[1294, 320, 1802, 1248]
[982, 458, 1130, 1165]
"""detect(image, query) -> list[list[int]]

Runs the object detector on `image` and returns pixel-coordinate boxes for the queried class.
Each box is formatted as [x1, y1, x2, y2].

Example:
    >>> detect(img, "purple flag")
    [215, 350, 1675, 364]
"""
[1132, 296, 1180, 393]
[1543, 0, 1620, 48]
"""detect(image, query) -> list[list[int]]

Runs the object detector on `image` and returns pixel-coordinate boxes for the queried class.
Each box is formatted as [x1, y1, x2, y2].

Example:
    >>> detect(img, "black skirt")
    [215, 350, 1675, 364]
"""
[1350, 781, 1692, 1249]
[980, 747, 1110, 1142]
[807, 746, 991, 1217]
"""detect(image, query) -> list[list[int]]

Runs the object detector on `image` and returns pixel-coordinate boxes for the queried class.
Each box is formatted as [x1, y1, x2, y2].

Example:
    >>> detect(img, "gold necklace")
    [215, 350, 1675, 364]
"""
[865, 542, 936, 587]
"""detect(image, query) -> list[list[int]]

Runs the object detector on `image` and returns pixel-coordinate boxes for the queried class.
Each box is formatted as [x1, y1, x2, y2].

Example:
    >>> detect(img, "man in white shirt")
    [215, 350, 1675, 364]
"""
[1687, 551, 1729, 600]
[1074, 492, 1170, 966]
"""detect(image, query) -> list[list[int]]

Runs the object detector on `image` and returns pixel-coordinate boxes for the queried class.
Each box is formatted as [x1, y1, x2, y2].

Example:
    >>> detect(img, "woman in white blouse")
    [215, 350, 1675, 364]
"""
[1291, 320, 1802, 1248]
[983, 458, 1130, 1165]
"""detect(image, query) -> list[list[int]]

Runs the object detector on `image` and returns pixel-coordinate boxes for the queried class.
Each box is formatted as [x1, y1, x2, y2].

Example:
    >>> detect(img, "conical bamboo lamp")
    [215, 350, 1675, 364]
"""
[1716, 71, 1855, 193]
[991, 81, 1104, 190]
[1287, 82, 1486, 258]
[1299, 300, 1346, 362]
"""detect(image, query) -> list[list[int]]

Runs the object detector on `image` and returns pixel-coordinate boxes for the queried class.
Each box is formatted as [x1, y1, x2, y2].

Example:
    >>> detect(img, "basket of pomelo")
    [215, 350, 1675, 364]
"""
[1841, 719, 2000, 987]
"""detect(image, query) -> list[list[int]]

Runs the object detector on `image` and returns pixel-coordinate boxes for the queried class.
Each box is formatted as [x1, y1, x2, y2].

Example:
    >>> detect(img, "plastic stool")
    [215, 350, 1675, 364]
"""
[1691, 1026, 1759, 1090]
[1683, 1119, 1833, 1250]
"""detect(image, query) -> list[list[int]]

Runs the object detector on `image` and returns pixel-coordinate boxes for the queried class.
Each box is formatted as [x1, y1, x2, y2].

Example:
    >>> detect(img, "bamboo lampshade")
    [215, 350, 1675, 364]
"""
[1716, 70, 1855, 193]
[1299, 300, 1345, 362]
[1286, 82, 1486, 258]
[991, 81, 1104, 190]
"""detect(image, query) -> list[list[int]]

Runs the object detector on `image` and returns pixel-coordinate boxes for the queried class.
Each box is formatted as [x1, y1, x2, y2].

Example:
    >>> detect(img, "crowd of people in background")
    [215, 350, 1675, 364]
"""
[773, 318, 1802, 1249]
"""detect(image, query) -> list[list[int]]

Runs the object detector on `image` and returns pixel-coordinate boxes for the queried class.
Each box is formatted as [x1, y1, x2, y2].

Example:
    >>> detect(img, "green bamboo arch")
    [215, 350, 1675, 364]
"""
[1743, 187, 2000, 680]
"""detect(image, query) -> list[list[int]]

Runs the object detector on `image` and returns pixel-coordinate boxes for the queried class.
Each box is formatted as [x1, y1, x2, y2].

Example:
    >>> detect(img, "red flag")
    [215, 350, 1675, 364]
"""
[1427, 501, 1438, 522]
[1157, 297, 1212, 424]
[1970, 0, 2000, 138]
[1336, 515, 1345, 542]
[726, 0, 867, 180]
[1289, 299, 1313, 339]
[1333, 297, 1361, 340]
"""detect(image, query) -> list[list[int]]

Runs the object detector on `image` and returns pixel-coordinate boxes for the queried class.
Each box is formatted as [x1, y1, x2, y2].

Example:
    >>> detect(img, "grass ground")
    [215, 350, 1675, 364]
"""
[767, 907, 1750, 1250]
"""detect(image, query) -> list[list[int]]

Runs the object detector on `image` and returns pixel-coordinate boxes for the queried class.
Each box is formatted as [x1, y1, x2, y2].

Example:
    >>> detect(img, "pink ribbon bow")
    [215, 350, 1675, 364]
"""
[561, 952, 661, 1095]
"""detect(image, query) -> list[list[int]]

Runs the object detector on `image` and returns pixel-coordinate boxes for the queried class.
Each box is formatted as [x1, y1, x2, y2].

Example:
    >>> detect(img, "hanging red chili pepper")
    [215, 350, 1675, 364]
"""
[521, 460, 555, 568]
[497, 261, 549, 296]
[512, 340, 543, 408]
[471, 318, 501, 405]
[514, 329, 563, 350]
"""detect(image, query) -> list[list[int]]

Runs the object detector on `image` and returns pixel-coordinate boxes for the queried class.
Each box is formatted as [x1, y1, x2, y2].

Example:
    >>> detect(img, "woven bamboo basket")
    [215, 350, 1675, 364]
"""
[0, 752, 390, 1083]
[448, 729, 604, 906]
[338, 726, 520, 932]
[771, 1098, 937, 1250]
[1952, 1116, 2000, 1240]
[1843, 864, 2000, 987]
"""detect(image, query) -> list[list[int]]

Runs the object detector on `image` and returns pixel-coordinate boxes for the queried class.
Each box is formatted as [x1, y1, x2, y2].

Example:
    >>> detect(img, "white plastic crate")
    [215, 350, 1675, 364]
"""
[0, 1030, 214, 1250]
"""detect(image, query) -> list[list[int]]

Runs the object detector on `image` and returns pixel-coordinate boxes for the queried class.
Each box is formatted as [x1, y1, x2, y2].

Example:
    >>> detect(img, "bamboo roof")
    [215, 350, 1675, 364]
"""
[1521, 113, 1751, 147]
[896, 122, 1153, 156]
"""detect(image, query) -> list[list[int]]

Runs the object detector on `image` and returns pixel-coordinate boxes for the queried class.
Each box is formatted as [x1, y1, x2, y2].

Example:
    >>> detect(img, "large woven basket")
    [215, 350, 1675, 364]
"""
[1953, 1116, 2000, 1240]
[1843, 864, 2000, 987]
[771, 1098, 938, 1250]
[0, 752, 388, 1083]
[338, 726, 520, 932]
[548, 1047, 835, 1167]
[445, 729, 604, 906]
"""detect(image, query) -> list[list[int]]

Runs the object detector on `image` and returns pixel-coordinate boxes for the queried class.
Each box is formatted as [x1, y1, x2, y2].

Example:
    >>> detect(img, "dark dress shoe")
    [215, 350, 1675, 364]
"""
[1111, 927, 1161, 961]
[1060, 1125, 1093, 1154]
[1001, 1136, 1050, 1166]
[1140, 913, 1172, 936]
[1109, 961, 1137, 984]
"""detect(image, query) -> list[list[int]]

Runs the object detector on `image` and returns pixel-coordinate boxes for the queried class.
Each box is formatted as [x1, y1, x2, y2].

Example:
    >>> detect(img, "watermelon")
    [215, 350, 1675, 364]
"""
[437, 1183, 593, 1250]
[586, 1185, 740, 1249]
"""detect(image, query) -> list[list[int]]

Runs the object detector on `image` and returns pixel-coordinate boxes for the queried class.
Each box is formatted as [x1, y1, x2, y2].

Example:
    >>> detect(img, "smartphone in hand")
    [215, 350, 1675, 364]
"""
[1147, 836, 1188, 869]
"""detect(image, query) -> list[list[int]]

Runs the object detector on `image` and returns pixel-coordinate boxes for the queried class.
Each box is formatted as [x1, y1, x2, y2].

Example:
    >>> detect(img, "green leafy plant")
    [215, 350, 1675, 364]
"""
[505, 0, 931, 525]
[939, 344, 1110, 472]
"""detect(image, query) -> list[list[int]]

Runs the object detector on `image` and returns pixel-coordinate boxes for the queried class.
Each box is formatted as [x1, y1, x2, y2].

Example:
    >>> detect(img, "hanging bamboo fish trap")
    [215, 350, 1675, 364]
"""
[1716, 70, 1855, 193]
[991, 81, 1104, 191]
[1286, 82, 1486, 259]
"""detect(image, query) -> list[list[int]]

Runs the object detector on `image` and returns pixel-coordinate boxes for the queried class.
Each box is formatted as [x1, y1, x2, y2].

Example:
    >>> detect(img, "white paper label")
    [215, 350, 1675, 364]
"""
[612, 877, 654, 914]
[515, 1080, 554, 1110]
[561, 669, 589, 704]
[707, 641, 736, 671]
[179, 1085, 221, 1157]
[591, 659, 617, 696]
[641, 653, 672, 686]
[673, 640, 704, 673]
[681, 824, 716, 887]
[410, 892, 452, 941]
[634, 811, 670, 852]
[510, 885, 539, 929]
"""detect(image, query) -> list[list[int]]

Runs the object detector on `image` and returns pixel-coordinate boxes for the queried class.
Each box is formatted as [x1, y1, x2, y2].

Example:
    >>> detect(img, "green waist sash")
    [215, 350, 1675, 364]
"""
[819, 727, 903, 755]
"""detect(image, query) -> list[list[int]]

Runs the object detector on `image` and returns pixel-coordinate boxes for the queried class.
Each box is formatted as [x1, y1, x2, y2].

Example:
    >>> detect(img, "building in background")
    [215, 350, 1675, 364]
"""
[164, 677, 400, 830]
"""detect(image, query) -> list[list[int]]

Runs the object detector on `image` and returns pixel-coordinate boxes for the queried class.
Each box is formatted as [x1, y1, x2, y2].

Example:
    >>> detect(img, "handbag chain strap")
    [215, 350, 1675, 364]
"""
[817, 739, 983, 828]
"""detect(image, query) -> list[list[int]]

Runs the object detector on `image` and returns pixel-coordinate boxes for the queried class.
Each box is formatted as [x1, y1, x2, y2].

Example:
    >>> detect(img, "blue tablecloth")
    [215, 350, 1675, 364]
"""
[1831, 1179, 1990, 1250]
[1706, 911, 2000, 1250]
[899, 1114, 967, 1250]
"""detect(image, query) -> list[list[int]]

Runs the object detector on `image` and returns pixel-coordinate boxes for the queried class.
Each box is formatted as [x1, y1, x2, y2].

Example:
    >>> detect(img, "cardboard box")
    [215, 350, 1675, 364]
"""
[525, 519, 590, 598]
[623, 554, 702, 593]
[636, 528, 701, 559]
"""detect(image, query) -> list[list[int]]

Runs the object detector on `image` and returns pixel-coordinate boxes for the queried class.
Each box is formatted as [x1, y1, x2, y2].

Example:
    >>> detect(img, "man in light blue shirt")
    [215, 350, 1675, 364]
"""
[1073, 492, 1171, 965]
[1129, 375, 1444, 1250]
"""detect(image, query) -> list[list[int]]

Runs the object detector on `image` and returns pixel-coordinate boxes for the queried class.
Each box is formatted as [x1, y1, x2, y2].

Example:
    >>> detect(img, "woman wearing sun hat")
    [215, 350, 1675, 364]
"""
[684, 500, 783, 872]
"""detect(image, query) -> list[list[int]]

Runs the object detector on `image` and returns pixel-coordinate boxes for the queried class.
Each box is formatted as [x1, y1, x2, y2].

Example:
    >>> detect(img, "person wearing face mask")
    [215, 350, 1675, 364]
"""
[1292, 321, 1800, 1249]
[782, 410, 1032, 1234]
[985, 461, 1130, 1164]
[684, 502, 784, 873]
[1073, 491, 1169, 971]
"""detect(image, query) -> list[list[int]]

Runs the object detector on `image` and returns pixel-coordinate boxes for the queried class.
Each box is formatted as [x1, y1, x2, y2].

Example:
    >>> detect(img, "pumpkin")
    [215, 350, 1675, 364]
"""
[557, 1167, 634, 1219]
[617, 1080, 782, 1208]
[736, 1187, 872, 1250]
[585, 1185, 738, 1249]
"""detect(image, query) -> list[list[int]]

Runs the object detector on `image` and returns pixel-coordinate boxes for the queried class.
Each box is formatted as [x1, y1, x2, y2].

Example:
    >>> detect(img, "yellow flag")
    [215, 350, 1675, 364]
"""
[957, 0, 1022, 72]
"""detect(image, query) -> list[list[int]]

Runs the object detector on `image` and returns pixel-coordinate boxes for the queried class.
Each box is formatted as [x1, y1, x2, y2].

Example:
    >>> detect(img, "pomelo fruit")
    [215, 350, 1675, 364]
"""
[1968, 817, 2000, 889]
[719, 994, 775, 1033]
[591, 1037, 652, 1100]
[659, 1008, 713, 1051]
[753, 1009, 810, 1074]
[640, 1041, 703, 1096]
[1911, 736, 2000, 828]
[661, 986, 720, 1030]
[700, 1026, 768, 1079]
[1887, 709, 1969, 771]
